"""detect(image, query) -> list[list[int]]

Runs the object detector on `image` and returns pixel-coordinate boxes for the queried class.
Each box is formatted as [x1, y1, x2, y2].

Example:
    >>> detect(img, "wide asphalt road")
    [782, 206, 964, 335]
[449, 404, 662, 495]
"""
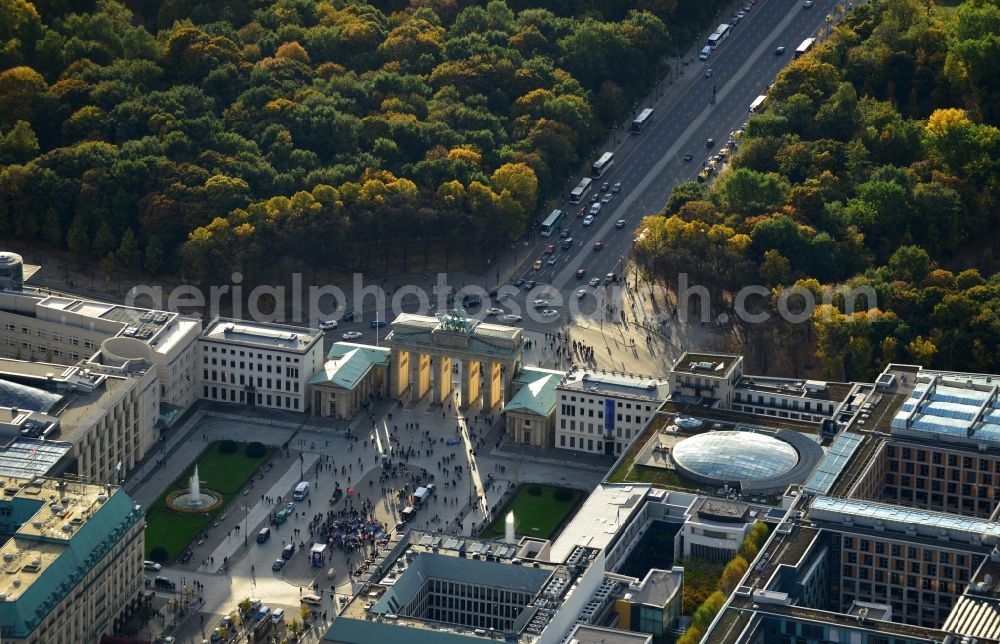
[504, 0, 847, 333]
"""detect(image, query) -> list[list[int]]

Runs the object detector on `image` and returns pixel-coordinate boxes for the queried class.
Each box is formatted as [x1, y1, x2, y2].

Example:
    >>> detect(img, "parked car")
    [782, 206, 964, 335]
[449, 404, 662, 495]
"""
[302, 594, 323, 605]
[343, 310, 355, 322]
[318, 320, 338, 330]
[342, 331, 362, 340]
[144, 561, 161, 571]
[256, 527, 271, 544]
[281, 543, 295, 560]
[272, 558, 286, 571]
[370, 320, 388, 329]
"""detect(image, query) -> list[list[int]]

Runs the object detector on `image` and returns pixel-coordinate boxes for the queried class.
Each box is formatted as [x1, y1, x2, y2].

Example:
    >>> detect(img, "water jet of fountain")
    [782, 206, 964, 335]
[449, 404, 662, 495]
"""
[189, 465, 201, 505]
[505, 511, 516, 543]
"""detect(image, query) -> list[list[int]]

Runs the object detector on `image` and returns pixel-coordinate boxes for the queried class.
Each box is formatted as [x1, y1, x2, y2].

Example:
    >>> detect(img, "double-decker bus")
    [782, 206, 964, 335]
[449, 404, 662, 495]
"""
[568, 177, 593, 203]
[540, 209, 565, 237]
[749, 95, 767, 113]
[707, 23, 731, 49]
[591, 152, 615, 178]
[795, 37, 816, 58]
[630, 108, 654, 134]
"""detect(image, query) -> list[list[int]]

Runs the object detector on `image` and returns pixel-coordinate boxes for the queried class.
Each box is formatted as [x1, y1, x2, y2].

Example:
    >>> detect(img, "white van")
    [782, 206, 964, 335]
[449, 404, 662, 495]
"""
[293, 481, 310, 501]
[271, 608, 285, 623]
[699, 45, 712, 61]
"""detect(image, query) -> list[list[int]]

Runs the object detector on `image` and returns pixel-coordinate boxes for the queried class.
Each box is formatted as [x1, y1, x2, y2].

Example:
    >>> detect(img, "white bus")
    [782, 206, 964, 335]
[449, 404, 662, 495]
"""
[591, 152, 615, 178]
[749, 95, 767, 113]
[707, 24, 731, 49]
[795, 37, 816, 58]
[630, 108, 654, 133]
[540, 209, 565, 237]
[293, 481, 310, 501]
[569, 177, 593, 203]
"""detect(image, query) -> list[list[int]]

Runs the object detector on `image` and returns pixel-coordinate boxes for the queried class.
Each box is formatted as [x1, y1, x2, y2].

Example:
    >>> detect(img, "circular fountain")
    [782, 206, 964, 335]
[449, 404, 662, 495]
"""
[166, 465, 222, 514]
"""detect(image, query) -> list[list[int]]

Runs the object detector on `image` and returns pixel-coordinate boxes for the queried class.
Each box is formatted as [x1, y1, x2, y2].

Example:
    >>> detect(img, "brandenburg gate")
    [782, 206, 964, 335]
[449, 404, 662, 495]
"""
[385, 310, 526, 409]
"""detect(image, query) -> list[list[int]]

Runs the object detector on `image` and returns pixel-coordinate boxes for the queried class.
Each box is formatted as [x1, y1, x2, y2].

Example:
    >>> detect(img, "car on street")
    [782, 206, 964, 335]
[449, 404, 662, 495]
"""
[541, 309, 558, 317]
[593, 241, 605, 250]
[318, 319, 338, 330]
[522, 280, 536, 290]
[775, 46, 786, 55]
[576, 208, 586, 217]
[600, 193, 613, 204]
[486, 307, 503, 316]
[532, 299, 549, 308]
[699, 45, 711, 60]
[736, 10, 746, 19]
[743, 2, 753, 10]
[272, 558, 286, 571]
[588, 277, 601, 287]
[583, 215, 594, 226]
[342, 331, 362, 340]
[576, 268, 587, 278]
[590, 202, 602, 215]
[533, 260, 542, 270]
[343, 310, 355, 322]
[589, 195, 599, 204]
[559, 229, 569, 238]
[683, 153, 693, 161]
[561, 238, 574, 250]
[612, 182, 622, 193]
[704, 68, 713, 78]
[730, 13, 740, 24]
[576, 289, 586, 299]
[256, 527, 271, 544]
[370, 319, 388, 329]
[616, 219, 626, 229]
[600, 182, 610, 192]
[706, 138, 715, 148]
[144, 561, 161, 571]
[804, 0, 813, 6]
[547, 256, 557, 265]
[605, 272, 616, 283]
[302, 594, 323, 606]
[545, 244, 555, 254]
[499, 314, 522, 323]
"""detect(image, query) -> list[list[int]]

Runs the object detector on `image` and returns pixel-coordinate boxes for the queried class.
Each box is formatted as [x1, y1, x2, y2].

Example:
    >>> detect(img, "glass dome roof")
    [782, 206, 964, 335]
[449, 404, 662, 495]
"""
[671, 431, 798, 481]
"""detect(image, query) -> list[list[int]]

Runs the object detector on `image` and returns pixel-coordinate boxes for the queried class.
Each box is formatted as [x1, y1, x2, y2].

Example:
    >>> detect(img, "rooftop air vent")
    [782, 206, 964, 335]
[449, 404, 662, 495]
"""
[2, 553, 13, 563]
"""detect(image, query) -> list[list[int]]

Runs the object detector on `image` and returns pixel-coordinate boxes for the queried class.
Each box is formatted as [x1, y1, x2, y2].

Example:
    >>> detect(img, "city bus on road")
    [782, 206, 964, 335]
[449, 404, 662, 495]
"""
[795, 37, 817, 58]
[591, 152, 615, 178]
[707, 24, 731, 49]
[749, 95, 767, 113]
[540, 209, 565, 237]
[569, 177, 593, 203]
[630, 108, 654, 134]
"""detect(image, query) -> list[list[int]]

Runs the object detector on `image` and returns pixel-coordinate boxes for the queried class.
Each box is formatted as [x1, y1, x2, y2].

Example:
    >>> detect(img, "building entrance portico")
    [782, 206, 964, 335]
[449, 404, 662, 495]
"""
[386, 310, 525, 410]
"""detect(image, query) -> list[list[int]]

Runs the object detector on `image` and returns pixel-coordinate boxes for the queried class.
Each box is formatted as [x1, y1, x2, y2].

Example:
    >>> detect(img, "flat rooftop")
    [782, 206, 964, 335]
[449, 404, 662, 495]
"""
[202, 317, 320, 352]
[566, 624, 652, 644]
[558, 368, 669, 402]
[737, 376, 855, 403]
[626, 568, 682, 608]
[549, 484, 649, 564]
[670, 352, 741, 376]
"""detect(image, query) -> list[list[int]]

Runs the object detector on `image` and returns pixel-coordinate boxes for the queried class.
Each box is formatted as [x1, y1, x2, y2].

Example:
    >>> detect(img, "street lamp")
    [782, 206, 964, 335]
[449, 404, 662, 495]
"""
[242, 503, 250, 547]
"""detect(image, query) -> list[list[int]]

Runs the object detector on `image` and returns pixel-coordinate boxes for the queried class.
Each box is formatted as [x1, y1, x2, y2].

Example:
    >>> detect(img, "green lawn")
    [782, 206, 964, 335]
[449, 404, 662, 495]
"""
[480, 484, 584, 540]
[144, 441, 274, 562]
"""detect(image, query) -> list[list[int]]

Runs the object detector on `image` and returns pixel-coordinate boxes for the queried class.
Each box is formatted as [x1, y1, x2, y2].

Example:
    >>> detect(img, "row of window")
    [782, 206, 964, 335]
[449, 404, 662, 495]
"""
[733, 391, 835, 414]
[558, 434, 621, 453]
[202, 385, 301, 410]
[559, 393, 653, 412]
[3, 324, 93, 347]
[205, 344, 301, 363]
[202, 370, 300, 392]
[5, 338, 80, 360]
[888, 444, 1000, 470]
[842, 537, 968, 566]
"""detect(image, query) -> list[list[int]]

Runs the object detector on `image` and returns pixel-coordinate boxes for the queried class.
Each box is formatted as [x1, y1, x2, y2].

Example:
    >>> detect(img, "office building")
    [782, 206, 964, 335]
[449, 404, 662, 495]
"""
[198, 317, 323, 412]
[0, 289, 200, 411]
[0, 476, 145, 643]
[324, 530, 606, 644]
[668, 352, 856, 424]
[554, 367, 669, 456]
[0, 358, 158, 483]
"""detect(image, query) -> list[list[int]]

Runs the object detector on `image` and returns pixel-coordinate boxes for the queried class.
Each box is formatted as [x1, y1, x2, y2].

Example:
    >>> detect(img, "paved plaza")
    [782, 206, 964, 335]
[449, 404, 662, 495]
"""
[130, 380, 606, 642]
